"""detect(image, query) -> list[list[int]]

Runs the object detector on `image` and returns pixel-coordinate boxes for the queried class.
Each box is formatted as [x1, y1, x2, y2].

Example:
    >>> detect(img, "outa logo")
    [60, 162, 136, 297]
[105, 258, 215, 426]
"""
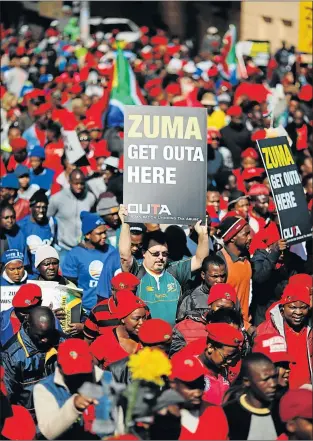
[283, 225, 302, 239]
[128, 204, 172, 215]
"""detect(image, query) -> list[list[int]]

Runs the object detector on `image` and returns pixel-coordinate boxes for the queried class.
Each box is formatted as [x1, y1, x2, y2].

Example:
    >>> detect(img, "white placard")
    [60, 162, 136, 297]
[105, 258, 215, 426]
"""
[0, 286, 21, 311]
[62, 130, 86, 164]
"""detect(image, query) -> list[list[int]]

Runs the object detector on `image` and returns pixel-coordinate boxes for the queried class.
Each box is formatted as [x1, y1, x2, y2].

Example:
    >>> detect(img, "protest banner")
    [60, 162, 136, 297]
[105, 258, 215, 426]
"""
[0, 286, 21, 311]
[298, 2, 312, 54]
[27, 281, 82, 332]
[63, 130, 89, 166]
[123, 106, 207, 225]
[257, 136, 312, 245]
[236, 40, 270, 67]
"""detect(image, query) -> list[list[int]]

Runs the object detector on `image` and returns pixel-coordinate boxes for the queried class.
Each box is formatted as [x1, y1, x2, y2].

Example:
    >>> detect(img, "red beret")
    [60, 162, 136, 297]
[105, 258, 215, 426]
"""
[227, 105, 242, 117]
[246, 64, 261, 77]
[220, 81, 232, 91]
[138, 318, 172, 345]
[248, 183, 270, 196]
[141, 51, 152, 60]
[94, 141, 110, 159]
[57, 338, 93, 375]
[279, 389, 313, 422]
[206, 323, 243, 347]
[241, 148, 259, 160]
[165, 83, 181, 95]
[16, 46, 26, 57]
[298, 84, 313, 102]
[10, 137, 28, 152]
[170, 353, 205, 382]
[208, 65, 219, 77]
[207, 129, 221, 144]
[144, 78, 162, 91]
[281, 284, 310, 306]
[33, 102, 52, 116]
[111, 273, 140, 291]
[166, 44, 181, 56]
[140, 26, 149, 35]
[253, 335, 293, 363]
[289, 274, 312, 289]
[251, 129, 266, 142]
[1, 405, 36, 440]
[242, 168, 265, 182]
[114, 291, 146, 319]
[150, 36, 168, 46]
[12, 284, 42, 309]
[207, 283, 237, 306]
[149, 86, 163, 98]
[85, 120, 101, 131]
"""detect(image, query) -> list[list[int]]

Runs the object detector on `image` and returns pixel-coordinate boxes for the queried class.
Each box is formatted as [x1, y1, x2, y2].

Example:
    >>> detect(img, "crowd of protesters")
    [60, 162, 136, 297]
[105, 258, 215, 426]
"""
[0, 6, 312, 440]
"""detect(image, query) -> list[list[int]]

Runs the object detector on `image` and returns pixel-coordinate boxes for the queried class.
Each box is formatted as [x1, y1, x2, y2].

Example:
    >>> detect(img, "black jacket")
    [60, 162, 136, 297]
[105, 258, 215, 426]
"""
[251, 248, 307, 326]
[176, 284, 210, 322]
[107, 356, 131, 385]
[220, 124, 251, 168]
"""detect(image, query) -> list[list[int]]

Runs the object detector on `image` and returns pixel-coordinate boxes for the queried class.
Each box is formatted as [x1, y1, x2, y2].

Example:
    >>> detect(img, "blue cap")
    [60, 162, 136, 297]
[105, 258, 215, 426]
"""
[39, 74, 53, 84]
[15, 164, 30, 178]
[1, 249, 24, 266]
[80, 211, 106, 235]
[29, 145, 45, 159]
[0, 173, 19, 189]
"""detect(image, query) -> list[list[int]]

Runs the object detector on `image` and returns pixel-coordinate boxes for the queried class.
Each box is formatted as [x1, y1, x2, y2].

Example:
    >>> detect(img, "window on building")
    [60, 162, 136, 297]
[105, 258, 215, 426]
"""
[262, 16, 273, 23]
[282, 19, 293, 27]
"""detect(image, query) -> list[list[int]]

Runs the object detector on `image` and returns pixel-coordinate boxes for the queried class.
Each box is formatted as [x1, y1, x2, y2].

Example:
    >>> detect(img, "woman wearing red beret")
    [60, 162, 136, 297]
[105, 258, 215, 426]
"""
[90, 291, 147, 368]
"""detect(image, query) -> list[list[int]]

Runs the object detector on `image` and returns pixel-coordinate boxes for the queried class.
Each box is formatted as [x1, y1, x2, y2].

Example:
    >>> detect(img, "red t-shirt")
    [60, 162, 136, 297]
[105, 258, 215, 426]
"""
[196, 357, 230, 406]
[179, 406, 228, 440]
[285, 323, 311, 389]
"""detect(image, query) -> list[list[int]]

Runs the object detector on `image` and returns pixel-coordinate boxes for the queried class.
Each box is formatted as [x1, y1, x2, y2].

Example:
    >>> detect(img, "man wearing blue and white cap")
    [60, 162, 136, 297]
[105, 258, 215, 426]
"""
[62, 211, 121, 312]
[29, 146, 55, 193]
[0, 249, 34, 287]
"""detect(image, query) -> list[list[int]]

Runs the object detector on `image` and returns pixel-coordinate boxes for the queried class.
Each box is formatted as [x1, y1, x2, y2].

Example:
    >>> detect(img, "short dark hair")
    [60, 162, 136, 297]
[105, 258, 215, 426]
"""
[142, 230, 167, 251]
[201, 254, 225, 272]
[207, 185, 219, 193]
[207, 308, 241, 327]
[241, 352, 273, 379]
[0, 202, 15, 217]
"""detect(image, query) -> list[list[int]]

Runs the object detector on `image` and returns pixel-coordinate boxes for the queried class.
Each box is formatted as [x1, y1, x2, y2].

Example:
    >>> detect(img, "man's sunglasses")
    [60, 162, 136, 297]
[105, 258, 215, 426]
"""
[146, 249, 169, 258]
[79, 137, 90, 142]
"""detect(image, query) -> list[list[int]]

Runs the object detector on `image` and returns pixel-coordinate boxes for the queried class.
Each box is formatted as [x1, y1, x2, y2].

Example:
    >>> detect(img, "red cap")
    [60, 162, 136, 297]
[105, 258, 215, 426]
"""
[248, 183, 270, 196]
[206, 323, 243, 347]
[140, 26, 149, 35]
[149, 86, 163, 98]
[57, 338, 93, 375]
[280, 284, 310, 306]
[1, 405, 36, 440]
[242, 168, 265, 181]
[165, 83, 181, 95]
[220, 81, 232, 91]
[207, 283, 237, 306]
[170, 353, 205, 382]
[33, 102, 52, 116]
[227, 105, 242, 117]
[251, 129, 266, 142]
[114, 291, 146, 319]
[298, 84, 313, 102]
[10, 137, 28, 152]
[289, 274, 312, 289]
[150, 36, 168, 46]
[207, 128, 221, 143]
[253, 335, 293, 363]
[280, 389, 313, 422]
[12, 284, 42, 309]
[241, 148, 259, 160]
[85, 119, 101, 131]
[138, 318, 172, 345]
[111, 273, 140, 291]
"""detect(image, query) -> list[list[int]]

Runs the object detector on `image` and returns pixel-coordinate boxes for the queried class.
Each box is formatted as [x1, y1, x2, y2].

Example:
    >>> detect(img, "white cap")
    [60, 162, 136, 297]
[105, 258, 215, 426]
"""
[98, 44, 109, 53]
[35, 245, 59, 268]
[102, 156, 119, 170]
[207, 26, 218, 35]
[217, 93, 231, 103]
[166, 58, 183, 74]
[50, 20, 59, 27]
[183, 61, 196, 74]
[95, 31, 104, 41]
